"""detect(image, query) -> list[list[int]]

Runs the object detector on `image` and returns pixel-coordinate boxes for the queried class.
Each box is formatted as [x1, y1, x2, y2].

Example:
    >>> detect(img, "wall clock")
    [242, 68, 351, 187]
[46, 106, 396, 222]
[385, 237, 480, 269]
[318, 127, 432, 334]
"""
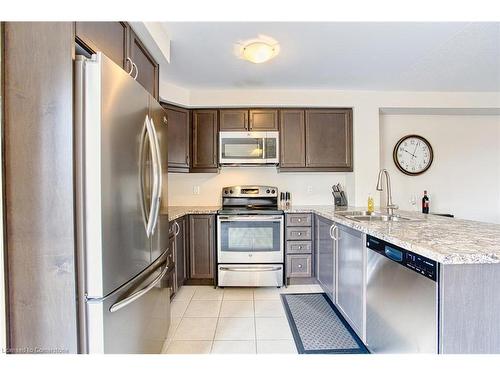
[393, 135, 433, 176]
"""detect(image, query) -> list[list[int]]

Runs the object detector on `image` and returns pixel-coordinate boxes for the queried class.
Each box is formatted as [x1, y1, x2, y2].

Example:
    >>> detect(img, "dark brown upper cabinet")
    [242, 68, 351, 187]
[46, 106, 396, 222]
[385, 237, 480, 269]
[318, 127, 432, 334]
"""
[75, 22, 159, 100]
[305, 109, 353, 171]
[249, 109, 279, 131]
[191, 110, 219, 172]
[219, 109, 248, 131]
[163, 104, 190, 172]
[75, 22, 128, 69]
[128, 29, 159, 100]
[280, 110, 306, 168]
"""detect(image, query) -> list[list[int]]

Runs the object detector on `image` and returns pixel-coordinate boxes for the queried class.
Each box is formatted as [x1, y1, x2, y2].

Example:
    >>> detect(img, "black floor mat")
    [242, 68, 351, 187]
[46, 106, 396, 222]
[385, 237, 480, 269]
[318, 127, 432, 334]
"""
[280, 293, 369, 354]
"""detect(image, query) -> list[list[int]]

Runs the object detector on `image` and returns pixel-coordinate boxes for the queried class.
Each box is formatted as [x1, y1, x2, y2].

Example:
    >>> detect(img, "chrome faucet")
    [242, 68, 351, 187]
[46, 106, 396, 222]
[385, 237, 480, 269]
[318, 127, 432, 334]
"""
[376, 169, 398, 216]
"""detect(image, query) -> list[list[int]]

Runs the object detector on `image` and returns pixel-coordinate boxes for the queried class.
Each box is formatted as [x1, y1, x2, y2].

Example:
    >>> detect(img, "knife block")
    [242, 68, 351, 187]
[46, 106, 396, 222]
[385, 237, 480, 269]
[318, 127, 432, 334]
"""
[332, 192, 348, 207]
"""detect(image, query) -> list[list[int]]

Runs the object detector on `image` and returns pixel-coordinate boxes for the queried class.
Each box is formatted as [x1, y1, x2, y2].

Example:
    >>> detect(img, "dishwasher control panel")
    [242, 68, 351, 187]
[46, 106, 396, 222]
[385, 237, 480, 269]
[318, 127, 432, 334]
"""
[366, 235, 438, 281]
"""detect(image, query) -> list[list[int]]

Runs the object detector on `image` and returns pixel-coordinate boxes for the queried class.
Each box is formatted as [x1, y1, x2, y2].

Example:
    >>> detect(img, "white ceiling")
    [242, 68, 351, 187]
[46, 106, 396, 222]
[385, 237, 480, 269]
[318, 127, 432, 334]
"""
[160, 22, 500, 92]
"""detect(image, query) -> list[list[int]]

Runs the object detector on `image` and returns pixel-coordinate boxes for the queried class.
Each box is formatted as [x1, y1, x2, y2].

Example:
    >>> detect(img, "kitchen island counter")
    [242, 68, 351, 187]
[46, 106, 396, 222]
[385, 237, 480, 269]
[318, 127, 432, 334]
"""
[286, 205, 500, 265]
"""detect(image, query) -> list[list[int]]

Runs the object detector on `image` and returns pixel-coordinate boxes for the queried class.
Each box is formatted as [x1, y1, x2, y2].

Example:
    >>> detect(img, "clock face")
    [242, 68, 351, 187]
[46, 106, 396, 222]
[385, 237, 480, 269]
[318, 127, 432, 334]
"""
[393, 135, 433, 175]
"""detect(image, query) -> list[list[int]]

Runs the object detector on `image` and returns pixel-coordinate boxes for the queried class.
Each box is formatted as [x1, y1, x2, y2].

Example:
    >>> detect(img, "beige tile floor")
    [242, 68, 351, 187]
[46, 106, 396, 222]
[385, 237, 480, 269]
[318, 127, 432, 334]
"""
[163, 284, 323, 354]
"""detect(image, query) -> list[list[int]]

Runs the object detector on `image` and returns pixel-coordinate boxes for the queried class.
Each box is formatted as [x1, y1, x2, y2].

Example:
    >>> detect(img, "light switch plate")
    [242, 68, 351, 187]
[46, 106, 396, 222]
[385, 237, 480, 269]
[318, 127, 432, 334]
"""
[193, 185, 200, 195]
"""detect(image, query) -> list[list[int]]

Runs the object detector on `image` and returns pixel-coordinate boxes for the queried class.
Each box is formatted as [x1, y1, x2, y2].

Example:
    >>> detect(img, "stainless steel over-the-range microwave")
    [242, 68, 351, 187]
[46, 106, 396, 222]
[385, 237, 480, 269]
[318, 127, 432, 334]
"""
[219, 131, 279, 165]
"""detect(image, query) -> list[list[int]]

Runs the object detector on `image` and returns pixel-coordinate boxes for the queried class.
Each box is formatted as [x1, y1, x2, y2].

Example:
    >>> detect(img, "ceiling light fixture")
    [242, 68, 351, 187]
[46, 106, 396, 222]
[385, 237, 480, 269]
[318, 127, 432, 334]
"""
[237, 36, 280, 64]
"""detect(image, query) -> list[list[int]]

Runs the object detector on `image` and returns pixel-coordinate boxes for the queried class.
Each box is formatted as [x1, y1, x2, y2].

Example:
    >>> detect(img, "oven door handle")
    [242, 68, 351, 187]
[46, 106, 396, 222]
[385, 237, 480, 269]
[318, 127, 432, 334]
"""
[218, 215, 283, 221]
[219, 266, 282, 272]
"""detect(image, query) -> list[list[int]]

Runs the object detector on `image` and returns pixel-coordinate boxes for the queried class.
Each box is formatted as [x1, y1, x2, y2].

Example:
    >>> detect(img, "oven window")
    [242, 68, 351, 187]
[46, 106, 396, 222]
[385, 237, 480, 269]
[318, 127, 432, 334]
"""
[221, 138, 264, 159]
[220, 221, 281, 252]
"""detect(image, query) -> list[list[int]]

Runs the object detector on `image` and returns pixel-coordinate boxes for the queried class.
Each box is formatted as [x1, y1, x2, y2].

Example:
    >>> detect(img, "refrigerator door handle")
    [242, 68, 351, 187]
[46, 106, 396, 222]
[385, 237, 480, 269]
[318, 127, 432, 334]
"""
[148, 116, 162, 236]
[109, 262, 169, 313]
[139, 123, 149, 235]
[140, 115, 159, 238]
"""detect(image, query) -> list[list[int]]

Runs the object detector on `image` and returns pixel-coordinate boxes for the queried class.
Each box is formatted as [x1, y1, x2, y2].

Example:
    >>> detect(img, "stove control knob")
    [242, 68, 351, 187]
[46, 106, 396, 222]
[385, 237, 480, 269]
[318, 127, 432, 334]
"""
[224, 190, 228, 194]
[271, 189, 276, 194]
[266, 189, 270, 193]
[229, 190, 233, 194]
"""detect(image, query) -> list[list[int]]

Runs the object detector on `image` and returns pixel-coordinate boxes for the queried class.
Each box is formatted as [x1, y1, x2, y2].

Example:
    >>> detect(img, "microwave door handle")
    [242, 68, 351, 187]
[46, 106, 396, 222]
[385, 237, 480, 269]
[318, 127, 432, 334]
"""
[261, 137, 266, 160]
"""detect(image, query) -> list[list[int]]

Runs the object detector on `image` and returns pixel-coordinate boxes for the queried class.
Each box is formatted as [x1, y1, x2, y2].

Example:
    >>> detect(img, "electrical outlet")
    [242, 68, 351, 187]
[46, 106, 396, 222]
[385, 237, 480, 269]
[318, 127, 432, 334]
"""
[193, 185, 200, 195]
[307, 185, 313, 194]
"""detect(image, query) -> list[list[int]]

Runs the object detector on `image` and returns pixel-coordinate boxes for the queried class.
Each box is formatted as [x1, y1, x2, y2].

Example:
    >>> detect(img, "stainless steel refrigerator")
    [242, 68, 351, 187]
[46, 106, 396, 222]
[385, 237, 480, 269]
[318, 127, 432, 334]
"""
[75, 52, 171, 353]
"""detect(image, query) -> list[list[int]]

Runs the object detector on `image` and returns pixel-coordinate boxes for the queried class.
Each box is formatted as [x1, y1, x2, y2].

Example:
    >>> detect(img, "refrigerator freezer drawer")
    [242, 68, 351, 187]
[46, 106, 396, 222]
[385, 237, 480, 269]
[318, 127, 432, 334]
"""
[86, 258, 171, 353]
[218, 264, 283, 287]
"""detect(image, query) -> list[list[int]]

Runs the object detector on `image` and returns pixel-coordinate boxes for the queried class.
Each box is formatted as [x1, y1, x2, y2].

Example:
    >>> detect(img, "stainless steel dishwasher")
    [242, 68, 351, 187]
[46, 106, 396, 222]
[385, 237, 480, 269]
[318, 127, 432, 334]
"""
[366, 235, 439, 353]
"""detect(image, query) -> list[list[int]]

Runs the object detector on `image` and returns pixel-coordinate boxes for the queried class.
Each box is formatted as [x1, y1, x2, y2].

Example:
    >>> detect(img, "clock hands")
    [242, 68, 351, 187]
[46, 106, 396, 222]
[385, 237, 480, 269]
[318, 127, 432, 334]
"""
[412, 141, 419, 158]
[403, 149, 416, 159]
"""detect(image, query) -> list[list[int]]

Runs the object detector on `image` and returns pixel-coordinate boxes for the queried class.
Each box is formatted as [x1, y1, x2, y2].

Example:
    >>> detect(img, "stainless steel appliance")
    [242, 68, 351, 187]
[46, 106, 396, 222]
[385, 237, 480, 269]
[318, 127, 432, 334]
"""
[75, 52, 171, 353]
[219, 131, 279, 165]
[217, 186, 284, 286]
[366, 235, 438, 353]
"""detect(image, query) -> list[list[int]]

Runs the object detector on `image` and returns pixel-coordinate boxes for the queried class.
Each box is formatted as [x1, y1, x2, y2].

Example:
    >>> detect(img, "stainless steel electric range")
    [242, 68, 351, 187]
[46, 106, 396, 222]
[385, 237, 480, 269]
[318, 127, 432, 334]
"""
[217, 185, 284, 287]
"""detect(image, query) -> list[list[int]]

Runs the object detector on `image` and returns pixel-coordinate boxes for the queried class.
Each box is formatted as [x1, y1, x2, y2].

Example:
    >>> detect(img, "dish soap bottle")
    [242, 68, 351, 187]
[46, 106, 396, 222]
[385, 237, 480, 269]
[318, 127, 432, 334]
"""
[422, 190, 430, 214]
[367, 194, 374, 214]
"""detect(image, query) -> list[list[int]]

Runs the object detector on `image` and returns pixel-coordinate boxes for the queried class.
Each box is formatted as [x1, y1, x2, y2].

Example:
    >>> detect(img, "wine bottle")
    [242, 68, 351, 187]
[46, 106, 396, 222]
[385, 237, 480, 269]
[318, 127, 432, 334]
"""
[422, 190, 430, 214]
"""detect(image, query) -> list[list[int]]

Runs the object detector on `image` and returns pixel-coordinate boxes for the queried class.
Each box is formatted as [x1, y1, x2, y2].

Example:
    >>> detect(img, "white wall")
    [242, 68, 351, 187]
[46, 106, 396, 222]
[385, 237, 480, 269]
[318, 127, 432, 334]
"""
[162, 87, 500, 208]
[380, 114, 500, 223]
[168, 168, 350, 206]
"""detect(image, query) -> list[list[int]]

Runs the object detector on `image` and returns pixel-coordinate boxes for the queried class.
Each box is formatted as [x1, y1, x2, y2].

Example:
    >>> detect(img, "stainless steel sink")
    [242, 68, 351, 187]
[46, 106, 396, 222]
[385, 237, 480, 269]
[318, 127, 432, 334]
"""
[336, 210, 376, 217]
[337, 211, 422, 222]
[350, 215, 411, 222]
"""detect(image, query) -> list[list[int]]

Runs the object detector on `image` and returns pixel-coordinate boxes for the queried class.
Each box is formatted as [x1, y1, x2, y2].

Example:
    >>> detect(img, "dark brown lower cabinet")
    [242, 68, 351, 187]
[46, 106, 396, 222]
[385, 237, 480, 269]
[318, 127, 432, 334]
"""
[173, 216, 187, 288]
[188, 215, 216, 281]
[167, 234, 177, 299]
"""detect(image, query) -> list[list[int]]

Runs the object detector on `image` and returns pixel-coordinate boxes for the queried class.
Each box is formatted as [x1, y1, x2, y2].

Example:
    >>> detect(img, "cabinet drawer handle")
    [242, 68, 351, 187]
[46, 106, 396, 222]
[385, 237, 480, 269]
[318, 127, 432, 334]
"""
[297, 232, 301, 236]
[298, 245, 302, 250]
[297, 218, 301, 222]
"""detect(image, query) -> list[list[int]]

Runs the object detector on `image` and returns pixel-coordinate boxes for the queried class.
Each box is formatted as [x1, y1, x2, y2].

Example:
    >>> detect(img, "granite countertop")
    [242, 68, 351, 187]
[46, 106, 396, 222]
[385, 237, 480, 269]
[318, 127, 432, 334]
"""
[286, 205, 500, 265]
[163, 206, 220, 221]
[162, 204, 500, 265]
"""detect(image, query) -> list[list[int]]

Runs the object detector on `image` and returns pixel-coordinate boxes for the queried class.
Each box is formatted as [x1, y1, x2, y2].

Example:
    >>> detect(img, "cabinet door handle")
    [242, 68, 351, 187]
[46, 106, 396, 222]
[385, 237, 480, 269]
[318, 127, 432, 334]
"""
[132, 62, 138, 80]
[329, 224, 338, 240]
[126, 57, 134, 76]
[298, 264, 303, 268]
